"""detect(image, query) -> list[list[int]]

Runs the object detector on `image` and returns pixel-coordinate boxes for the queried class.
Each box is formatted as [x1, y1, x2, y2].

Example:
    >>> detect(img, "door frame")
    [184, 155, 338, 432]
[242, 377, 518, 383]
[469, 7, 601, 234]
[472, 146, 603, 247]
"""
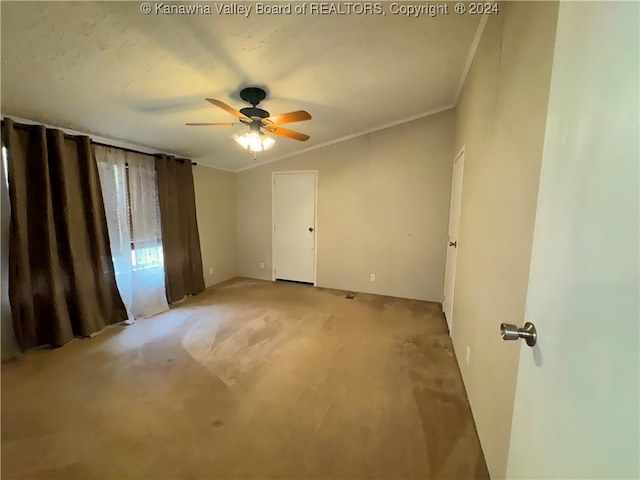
[443, 145, 465, 333]
[271, 170, 318, 286]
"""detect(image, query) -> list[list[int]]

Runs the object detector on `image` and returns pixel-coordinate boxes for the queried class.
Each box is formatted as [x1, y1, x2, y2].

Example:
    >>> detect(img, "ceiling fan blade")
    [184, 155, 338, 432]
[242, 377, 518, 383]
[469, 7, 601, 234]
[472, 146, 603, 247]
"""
[265, 110, 312, 125]
[206, 98, 251, 121]
[186, 122, 240, 126]
[269, 126, 310, 142]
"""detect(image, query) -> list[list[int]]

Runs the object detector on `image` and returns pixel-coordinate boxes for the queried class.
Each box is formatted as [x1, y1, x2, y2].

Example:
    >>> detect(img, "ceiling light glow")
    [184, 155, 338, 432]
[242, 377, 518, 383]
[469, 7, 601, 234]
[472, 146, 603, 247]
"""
[234, 130, 275, 154]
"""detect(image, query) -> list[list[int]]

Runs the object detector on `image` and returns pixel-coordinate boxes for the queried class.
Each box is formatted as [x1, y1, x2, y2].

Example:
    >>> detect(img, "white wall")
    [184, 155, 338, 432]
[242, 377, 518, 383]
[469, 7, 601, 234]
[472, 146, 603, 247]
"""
[452, 2, 559, 477]
[193, 165, 237, 287]
[236, 110, 455, 301]
[507, 2, 640, 478]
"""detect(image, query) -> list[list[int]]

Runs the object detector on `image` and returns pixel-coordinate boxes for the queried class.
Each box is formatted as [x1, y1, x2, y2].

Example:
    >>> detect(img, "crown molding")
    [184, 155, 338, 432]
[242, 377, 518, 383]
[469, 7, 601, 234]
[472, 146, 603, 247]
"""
[234, 103, 455, 173]
[455, 14, 489, 103]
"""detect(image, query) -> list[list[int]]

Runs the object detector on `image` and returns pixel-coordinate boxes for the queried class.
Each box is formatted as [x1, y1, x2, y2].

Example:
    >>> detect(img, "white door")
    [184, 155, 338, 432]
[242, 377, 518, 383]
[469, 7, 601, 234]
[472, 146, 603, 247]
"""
[507, 3, 639, 478]
[273, 172, 316, 284]
[443, 149, 464, 331]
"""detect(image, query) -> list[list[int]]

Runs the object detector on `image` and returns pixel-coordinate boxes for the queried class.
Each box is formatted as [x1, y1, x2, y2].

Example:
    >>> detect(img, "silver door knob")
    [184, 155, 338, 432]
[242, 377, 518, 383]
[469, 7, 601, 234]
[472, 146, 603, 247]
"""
[500, 322, 537, 347]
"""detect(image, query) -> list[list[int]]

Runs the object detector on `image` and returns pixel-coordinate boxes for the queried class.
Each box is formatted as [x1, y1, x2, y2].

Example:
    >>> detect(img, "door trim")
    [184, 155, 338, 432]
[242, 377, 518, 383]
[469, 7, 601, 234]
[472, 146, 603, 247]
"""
[271, 170, 318, 286]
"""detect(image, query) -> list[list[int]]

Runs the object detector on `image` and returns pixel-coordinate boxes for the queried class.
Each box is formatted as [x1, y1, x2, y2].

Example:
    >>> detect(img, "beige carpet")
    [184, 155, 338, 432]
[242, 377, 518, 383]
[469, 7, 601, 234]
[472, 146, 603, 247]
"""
[1, 278, 488, 479]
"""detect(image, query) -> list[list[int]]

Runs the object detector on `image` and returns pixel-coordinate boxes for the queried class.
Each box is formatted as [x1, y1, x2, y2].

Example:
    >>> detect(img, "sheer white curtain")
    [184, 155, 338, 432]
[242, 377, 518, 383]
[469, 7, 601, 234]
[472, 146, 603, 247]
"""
[126, 151, 168, 317]
[95, 145, 168, 319]
[95, 146, 133, 320]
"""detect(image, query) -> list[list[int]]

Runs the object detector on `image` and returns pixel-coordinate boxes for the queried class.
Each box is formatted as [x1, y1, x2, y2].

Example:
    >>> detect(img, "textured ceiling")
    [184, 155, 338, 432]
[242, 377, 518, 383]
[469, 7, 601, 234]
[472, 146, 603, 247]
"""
[1, 1, 480, 171]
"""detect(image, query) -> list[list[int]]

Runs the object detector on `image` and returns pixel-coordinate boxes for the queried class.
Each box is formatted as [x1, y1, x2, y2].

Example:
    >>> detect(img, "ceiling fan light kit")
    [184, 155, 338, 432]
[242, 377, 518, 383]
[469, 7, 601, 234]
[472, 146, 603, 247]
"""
[234, 128, 275, 153]
[186, 87, 311, 159]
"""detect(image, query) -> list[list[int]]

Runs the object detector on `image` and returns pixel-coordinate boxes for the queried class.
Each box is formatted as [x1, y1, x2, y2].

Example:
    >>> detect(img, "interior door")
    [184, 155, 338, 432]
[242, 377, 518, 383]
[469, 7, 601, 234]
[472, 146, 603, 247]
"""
[443, 150, 464, 331]
[507, 2, 639, 478]
[273, 172, 316, 284]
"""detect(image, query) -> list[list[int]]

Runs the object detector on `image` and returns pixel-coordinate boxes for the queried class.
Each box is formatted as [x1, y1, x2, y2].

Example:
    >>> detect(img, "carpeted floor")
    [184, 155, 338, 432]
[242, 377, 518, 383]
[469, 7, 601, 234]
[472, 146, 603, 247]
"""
[1, 278, 488, 479]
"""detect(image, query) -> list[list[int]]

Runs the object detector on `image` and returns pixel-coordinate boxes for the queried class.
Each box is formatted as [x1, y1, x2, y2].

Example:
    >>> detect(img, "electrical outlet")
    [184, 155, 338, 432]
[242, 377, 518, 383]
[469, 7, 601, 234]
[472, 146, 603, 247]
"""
[209, 268, 213, 276]
[466, 346, 471, 365]
[260, 262, 265, 270]
[370, 274, 376, 282]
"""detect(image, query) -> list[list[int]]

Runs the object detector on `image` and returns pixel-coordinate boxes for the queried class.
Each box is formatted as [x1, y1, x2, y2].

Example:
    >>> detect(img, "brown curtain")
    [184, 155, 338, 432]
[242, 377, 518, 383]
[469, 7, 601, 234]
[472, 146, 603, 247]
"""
[155, 155, 205, 303]
[2, 119, 128, 350]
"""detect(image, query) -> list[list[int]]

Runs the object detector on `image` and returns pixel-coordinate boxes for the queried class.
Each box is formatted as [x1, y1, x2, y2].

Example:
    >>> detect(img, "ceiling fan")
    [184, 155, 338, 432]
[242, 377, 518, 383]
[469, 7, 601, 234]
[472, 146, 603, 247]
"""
[186, 87, 311, 157]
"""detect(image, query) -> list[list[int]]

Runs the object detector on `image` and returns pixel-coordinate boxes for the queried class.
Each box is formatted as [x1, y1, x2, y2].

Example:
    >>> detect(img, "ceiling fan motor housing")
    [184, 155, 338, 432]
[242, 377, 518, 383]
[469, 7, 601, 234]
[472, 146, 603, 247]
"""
[239, 87, 270, 118]
[240, 107, 270, 119]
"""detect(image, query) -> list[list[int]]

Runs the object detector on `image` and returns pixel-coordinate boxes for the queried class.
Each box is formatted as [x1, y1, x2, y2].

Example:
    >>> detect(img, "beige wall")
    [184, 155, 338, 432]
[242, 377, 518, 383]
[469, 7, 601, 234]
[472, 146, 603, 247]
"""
[193, 165, 237, 287]
[236, 109, 455, 301]
[452, 2, 558, 478]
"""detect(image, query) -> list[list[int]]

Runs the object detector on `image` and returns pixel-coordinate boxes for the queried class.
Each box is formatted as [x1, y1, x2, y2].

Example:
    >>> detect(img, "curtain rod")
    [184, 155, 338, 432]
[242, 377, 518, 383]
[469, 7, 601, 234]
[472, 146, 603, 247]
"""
[93, 141, 197, 166]
[1, 119, 197, 166]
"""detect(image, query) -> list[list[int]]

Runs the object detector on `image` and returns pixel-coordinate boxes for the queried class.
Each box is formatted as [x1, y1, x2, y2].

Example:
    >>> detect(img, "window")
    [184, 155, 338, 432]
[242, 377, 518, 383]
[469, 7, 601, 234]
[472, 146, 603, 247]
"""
[125, 164, 164, 271]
